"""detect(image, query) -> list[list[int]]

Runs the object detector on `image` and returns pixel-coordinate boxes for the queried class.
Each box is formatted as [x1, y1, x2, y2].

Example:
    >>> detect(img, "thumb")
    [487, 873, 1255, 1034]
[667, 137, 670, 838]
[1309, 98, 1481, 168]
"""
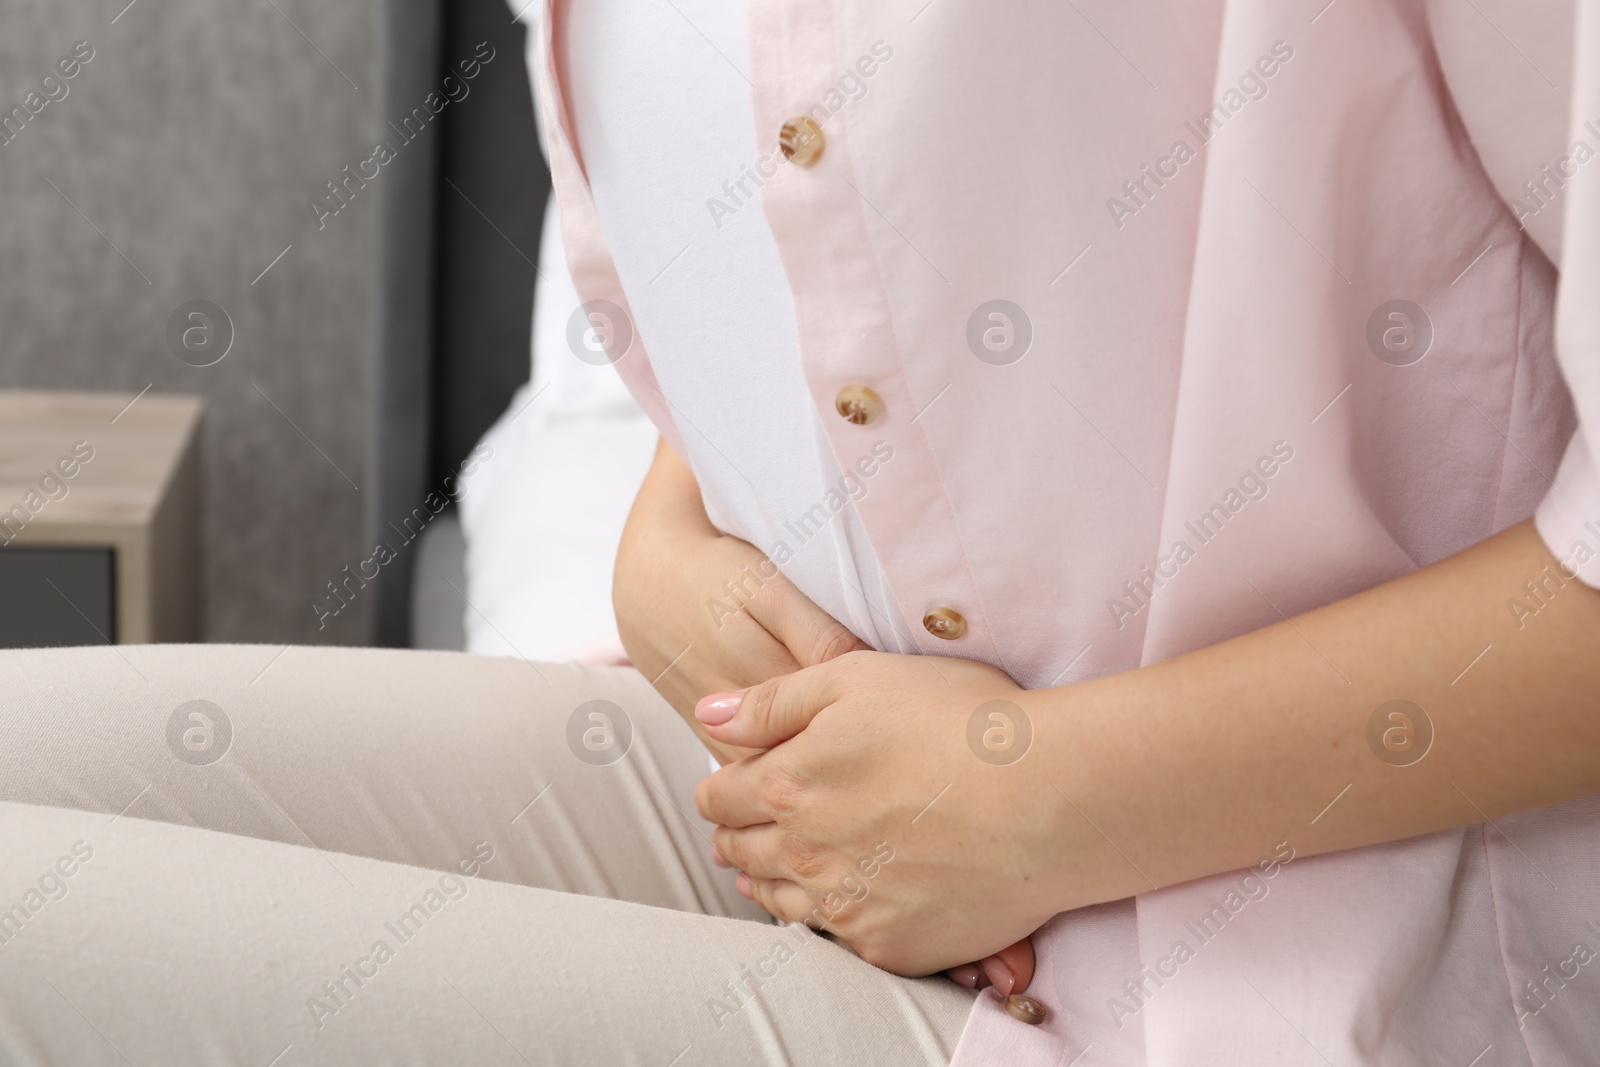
[693, 656, 850, 748]
[743, 572, 868, 667]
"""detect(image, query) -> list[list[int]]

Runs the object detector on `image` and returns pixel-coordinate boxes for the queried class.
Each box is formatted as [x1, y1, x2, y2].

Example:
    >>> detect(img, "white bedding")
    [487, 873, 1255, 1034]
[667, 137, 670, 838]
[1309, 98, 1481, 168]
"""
[457, 190, 656, 663]
[455, 5, 657, 663]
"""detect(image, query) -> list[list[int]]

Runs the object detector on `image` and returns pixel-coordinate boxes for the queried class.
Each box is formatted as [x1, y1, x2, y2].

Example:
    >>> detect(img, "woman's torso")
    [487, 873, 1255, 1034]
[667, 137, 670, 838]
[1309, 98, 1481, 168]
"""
[542, 0, 1600, 1062]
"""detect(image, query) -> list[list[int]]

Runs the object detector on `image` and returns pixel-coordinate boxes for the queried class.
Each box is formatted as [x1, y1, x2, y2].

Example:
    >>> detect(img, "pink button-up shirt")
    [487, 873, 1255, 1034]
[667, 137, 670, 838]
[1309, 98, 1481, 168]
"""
[536, 1, 1600, 1062]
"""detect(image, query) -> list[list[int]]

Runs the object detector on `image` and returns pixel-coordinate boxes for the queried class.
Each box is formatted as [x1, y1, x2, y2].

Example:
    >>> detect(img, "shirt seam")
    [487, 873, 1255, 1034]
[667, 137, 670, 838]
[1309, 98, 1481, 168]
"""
[1491, 235, 1529, 526]
[1478, 822, 1539, 1067]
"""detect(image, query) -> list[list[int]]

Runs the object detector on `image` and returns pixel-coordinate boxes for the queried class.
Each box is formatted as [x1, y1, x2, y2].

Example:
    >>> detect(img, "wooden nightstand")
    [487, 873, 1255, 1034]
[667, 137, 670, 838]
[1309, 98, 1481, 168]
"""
[0, 389, 202, 646]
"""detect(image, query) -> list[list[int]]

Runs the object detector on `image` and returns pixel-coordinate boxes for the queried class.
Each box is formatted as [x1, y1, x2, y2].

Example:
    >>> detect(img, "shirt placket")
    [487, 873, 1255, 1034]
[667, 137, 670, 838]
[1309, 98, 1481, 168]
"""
[745, 0, 1002, 666]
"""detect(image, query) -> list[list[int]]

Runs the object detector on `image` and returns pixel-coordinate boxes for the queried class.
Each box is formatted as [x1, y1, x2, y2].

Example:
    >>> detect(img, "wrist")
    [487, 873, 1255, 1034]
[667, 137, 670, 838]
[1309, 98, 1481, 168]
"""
[1013, 677, 1158, 914]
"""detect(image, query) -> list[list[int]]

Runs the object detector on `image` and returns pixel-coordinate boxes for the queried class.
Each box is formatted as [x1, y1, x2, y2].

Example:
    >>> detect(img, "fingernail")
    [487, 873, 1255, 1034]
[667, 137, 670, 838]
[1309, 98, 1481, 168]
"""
[711, 846, 731, 868]
[945, 964, 983, 989]
[735, 872, 753, 898]
[696, 692, 743, 725]
[981, 956, 1015, 997]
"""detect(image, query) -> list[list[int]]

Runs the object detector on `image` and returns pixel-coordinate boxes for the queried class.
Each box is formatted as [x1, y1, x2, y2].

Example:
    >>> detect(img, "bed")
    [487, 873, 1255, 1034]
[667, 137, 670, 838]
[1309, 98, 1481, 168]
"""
[410, 0, 654, 662]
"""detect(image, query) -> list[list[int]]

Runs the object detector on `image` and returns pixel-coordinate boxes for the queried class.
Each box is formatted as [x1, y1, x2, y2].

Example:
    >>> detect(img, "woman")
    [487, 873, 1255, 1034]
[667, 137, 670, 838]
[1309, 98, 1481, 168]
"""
[3, 0, 1598, 1064]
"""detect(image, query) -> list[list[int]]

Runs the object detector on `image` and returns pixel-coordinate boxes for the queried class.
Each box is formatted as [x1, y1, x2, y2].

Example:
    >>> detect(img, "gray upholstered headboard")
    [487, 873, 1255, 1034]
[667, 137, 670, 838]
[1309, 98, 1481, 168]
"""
[427, 0, 547, 495]
[396, 0, 550, 649]
[377, 0, 548, 645]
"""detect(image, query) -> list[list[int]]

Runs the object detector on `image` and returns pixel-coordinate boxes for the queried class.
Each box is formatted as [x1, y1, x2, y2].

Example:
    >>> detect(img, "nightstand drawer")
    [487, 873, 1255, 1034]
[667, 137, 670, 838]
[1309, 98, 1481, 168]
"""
[0, 546, 116, 648]
[0, 390, 201, 644]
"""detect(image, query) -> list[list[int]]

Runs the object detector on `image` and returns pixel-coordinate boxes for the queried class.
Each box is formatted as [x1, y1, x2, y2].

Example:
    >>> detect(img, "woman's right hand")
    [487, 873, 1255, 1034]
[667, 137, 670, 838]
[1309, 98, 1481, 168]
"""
[613, 438, 867, 764]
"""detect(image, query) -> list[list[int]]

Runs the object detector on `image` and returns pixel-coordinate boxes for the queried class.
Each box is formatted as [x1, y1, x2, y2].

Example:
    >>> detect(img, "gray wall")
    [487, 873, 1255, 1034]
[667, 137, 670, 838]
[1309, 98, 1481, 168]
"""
[0, 0, 439, 644]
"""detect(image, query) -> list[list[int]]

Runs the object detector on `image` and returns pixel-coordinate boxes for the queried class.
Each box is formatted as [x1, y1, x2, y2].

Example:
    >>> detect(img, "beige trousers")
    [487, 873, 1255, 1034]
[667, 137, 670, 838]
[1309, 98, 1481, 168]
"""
[0, 644, 974, 1066]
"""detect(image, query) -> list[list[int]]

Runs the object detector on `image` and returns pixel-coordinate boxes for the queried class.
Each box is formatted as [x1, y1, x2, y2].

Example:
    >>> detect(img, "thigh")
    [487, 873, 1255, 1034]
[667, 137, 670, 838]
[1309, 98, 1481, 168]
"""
[0, 643, 760, 920]
[0, 802, 974, 1066]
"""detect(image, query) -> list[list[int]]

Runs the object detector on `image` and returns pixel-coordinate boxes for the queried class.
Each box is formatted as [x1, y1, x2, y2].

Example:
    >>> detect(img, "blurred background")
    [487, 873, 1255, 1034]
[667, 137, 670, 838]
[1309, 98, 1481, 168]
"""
[0, 0, 653, 657]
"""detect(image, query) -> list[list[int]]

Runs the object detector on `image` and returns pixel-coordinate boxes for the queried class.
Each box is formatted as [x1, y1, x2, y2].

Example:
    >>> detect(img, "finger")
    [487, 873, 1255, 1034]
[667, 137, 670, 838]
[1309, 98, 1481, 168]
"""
[700, 602, 804, 683]
[999, 937, 1036, 993]
[696, 755, 778, 828]
[737, 873, 815, 925]
[711, 824, 791, 881]
[978, 937, 1036, 997]
[743, 575, 869, 668]
[693, 655, 857, 748]
[944, 964, 991, 991]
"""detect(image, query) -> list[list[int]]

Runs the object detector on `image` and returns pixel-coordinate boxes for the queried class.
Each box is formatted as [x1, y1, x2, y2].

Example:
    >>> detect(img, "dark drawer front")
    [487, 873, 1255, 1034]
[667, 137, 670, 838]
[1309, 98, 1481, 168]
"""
[0, 547, 116, 648]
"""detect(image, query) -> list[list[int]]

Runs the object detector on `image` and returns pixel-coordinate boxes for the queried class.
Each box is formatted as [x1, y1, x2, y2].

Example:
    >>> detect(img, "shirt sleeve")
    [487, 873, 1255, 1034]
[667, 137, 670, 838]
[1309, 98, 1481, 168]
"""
[1535, 431, 1600, 584]
[1531, 5, 1600, 587]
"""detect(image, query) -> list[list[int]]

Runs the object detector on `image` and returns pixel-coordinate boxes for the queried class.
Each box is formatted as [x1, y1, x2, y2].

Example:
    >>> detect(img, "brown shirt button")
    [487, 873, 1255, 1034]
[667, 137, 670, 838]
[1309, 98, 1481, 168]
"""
[1004, 994, 1048, 1025]
[835, 385, 883, 425]
[922, 607, 967, 640]
[779, 116, 825, 166]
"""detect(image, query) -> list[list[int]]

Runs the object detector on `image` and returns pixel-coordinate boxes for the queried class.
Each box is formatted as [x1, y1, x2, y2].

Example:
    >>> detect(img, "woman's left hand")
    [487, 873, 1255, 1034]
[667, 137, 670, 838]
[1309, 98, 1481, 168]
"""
[694, 650, 1061, 983]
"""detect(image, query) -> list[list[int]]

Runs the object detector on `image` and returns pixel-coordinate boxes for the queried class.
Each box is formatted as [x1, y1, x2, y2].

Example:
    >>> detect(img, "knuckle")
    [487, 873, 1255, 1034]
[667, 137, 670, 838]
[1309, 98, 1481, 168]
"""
[779, 833, 829, 881]
[760, 768, 806, 817]
[743, 681, 778, 729]
[810, 626, 865, 666]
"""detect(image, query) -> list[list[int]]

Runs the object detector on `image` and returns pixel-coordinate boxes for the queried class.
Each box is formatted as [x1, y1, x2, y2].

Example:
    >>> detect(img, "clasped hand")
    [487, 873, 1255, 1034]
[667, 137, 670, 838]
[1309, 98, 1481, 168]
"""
[614, 440, 1040, 993]
[694, 651, 1048, 994]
